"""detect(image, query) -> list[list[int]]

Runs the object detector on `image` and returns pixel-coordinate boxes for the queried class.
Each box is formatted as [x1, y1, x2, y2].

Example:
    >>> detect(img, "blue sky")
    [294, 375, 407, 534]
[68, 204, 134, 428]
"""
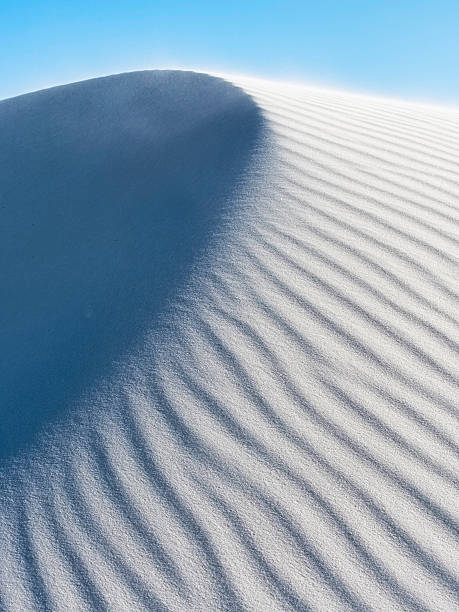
[1, 1, 459, 105]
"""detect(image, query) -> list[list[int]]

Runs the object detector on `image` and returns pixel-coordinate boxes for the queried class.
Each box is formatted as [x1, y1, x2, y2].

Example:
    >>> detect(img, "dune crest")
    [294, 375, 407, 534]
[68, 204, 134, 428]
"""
[0, 71, 458, 611]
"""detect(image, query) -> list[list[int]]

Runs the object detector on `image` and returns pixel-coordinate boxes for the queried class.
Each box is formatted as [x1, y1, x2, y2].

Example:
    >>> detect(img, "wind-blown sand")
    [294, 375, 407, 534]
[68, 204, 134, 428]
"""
[0, 70, 458, 611]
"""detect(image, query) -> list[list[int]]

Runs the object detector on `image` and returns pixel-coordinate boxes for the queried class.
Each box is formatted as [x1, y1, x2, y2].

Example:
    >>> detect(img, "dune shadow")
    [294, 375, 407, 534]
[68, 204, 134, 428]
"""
[0, 70, 264, 463]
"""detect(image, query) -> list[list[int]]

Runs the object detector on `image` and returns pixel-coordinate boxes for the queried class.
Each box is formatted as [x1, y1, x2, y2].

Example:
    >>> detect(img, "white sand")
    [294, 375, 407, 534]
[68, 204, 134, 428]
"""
[0, 70, 458, 611]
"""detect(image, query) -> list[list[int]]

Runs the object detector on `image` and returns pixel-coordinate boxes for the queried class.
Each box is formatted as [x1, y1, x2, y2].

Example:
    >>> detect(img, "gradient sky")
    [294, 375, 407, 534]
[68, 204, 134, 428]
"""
[1, 1, 459, 105]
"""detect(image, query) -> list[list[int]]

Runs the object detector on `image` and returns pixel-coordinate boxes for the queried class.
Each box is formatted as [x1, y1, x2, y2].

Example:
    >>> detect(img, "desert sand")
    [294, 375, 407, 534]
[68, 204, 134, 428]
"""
[0, 70, 458, 611]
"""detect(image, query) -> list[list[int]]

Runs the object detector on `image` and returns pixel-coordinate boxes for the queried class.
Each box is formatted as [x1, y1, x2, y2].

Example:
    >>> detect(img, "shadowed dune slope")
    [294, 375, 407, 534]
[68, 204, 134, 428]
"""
[0, 72, 458, 611]
[0, 70, 263, 462]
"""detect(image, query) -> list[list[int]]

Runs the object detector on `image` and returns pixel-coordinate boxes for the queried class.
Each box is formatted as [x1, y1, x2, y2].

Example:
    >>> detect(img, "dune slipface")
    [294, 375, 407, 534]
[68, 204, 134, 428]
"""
[0, 70, 263, 462]
[0, 71, 458, 611]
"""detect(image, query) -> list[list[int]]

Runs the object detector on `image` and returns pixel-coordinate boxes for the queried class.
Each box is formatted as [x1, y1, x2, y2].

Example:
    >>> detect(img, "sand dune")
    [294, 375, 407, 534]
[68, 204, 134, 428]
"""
[0, 70, 458, 611]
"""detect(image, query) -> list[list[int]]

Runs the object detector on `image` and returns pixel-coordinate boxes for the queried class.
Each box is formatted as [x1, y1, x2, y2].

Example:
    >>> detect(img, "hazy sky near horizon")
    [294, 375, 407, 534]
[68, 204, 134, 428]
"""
[1, 1, 459, 105]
